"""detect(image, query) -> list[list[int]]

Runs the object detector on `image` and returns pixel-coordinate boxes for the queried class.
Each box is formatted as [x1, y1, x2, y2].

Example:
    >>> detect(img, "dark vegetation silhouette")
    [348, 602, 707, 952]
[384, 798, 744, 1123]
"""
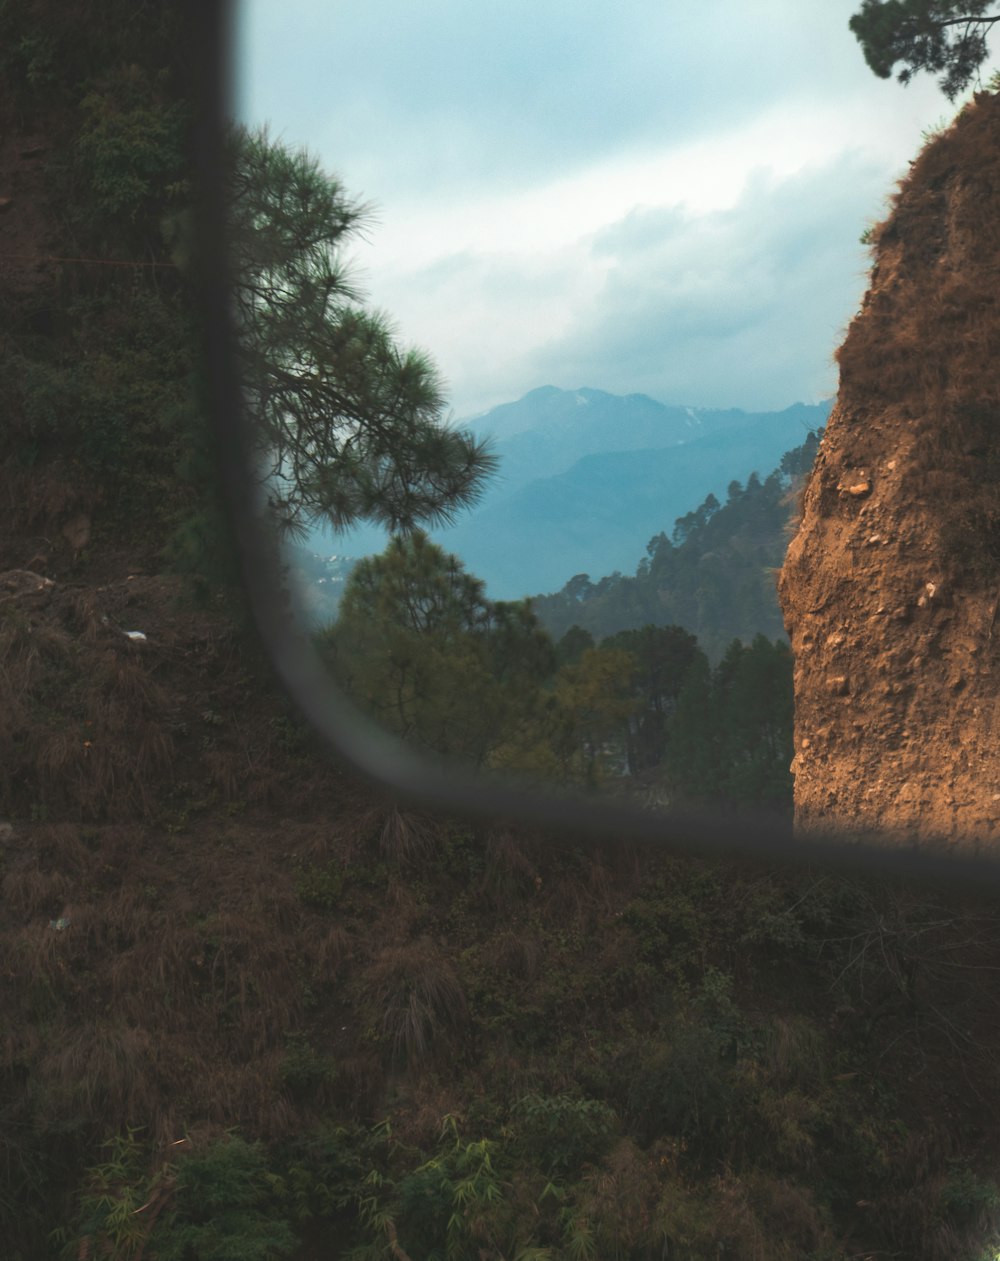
[850, 0, 1000, 99]
[2, 4, 1000, 1259]
[320, 525, 796, 811]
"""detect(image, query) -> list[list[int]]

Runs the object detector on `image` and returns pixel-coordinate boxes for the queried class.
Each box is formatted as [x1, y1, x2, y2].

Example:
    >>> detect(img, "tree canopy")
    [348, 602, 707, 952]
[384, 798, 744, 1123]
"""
[850, 1, 1000, 99]
[320, 532, 556, 766]
[227, 127, 497, 538]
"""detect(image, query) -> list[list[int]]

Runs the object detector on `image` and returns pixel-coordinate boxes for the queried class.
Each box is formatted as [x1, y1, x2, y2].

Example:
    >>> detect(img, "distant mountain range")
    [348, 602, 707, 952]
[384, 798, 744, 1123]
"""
[305, 386, 832, 602]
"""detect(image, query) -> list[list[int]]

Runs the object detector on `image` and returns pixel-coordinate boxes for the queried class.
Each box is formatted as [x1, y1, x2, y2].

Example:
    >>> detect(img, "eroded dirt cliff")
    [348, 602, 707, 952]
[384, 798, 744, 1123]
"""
[779, 90, 1000, 847]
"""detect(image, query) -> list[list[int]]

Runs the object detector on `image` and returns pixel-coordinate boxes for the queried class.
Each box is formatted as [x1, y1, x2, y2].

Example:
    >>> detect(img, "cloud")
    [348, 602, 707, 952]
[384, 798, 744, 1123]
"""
[237, 0, 969, 415]
[352, 150, 892, 415]
[520, 152, 892, 410]
[237, 0, 944, 207]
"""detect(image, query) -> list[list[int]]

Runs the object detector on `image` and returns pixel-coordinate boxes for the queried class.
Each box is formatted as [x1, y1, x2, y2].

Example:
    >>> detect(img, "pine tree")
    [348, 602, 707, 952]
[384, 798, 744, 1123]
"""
[601, 625, 701, 774]
[227, 127, 497, 539]
[321, 533, 554, 767]
[850, 1, 999, 99]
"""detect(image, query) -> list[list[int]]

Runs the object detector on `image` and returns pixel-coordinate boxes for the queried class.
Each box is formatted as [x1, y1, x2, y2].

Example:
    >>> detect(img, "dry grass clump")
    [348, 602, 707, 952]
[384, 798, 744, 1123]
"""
[46, 1021, 165, 1126]
[197, 1053, 299, 1139]
[478, 828, 540, 905]
[69, 651, 175, 819]
[723, 1172, 835, 1260]
[0, 603, 177, 819]
[836, 93, 1000, 407]
[2, 864, 73, 918]
[756, 1014, 827, 1089]
[0, 611, 75, 801]
[876, 1164, 1000, 1261]
[828, 93, 1000, 592]
[492, 930, 543, 982]
[366, 802, 437, 866]
[311, 923, 352, 975]
[363, 936, 469, 1066]
[0, 460, 96, 539]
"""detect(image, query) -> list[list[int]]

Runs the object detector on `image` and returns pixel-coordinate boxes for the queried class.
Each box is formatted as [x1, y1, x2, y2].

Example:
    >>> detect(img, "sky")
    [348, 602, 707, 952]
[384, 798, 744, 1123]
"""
[234, 1, 991, 421]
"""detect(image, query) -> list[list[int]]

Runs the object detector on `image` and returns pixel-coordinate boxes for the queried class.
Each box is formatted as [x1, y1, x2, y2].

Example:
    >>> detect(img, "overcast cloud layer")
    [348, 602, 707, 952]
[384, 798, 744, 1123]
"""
[236, 1, 991, 417]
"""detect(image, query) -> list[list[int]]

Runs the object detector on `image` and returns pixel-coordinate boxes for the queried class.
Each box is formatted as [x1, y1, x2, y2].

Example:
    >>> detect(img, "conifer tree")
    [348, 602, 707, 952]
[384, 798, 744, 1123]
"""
[322, 532, 553, 766]
[227, 127, 497, 538]
[850, 1, 999, 99]
[601, 625, 701, 773]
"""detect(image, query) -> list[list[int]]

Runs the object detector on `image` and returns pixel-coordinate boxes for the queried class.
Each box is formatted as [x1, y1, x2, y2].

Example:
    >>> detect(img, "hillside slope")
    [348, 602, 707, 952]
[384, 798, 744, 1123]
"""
[779, 90, 1000, 846]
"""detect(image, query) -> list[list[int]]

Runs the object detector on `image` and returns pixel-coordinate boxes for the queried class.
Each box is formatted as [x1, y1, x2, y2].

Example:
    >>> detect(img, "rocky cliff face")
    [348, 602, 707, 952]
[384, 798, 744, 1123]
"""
[779, 90, 1000, 848]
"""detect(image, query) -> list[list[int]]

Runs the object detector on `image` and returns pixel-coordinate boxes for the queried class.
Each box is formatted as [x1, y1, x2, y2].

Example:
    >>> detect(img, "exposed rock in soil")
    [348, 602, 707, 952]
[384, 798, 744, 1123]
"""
[779, 90, 1000, 848]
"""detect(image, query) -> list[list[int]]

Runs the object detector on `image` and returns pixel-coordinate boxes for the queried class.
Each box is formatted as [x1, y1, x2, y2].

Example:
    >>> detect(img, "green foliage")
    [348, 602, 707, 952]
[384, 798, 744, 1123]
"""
[849, 0, 1000, 100]
[656, 635, 793, 812]
[279, 1033, 338, 1097]
[547, 645, 638, 783]
[321, 531, 557, 768]
[72, 64, 190, 235]
[937, 1165, 1000, 1226]
[269, 1123, 373, 1226]
[154, 1136, 297, 1261]
[0, 6, 226, 576]
[509, 1095, 618, 1177]
[228, 126, 497, 540]
[349, 1117, 513, 1261]
[292, 858, 346, 911]
[554, 624, 595, 668]
[65, 1130, 297, 1261]
[600, 624, 701, 773]
[61, 1126, 166, 1260]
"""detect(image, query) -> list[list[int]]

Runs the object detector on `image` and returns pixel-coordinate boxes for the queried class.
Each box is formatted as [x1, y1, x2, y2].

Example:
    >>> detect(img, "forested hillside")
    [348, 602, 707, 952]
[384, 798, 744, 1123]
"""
[3, 7, 1000, 1261]
[320, 532, 795, 812]
[533, 432, 821, 662]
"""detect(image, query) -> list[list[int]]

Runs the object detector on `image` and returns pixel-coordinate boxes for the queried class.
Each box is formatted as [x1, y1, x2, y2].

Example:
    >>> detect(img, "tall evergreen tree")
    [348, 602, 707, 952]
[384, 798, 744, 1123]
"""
[321, 533, 553, 766]
[601, 625, 701, 774]
[227, 127, 497, 539]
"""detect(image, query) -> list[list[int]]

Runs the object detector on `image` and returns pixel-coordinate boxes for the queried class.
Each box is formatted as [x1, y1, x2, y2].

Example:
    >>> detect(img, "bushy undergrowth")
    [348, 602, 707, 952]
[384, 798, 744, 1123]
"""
[8, 790, 1000, 1260]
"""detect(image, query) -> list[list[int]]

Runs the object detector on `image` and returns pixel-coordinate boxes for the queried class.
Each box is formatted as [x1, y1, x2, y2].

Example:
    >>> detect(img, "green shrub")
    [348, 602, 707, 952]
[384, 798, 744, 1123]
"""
[293, 859, 346, 911]
[154, 1135, 297, 1261]
[510, 1093, 618, 1177]
[62, 1130, 298, 1261]
[278, 1033, 338, 1096]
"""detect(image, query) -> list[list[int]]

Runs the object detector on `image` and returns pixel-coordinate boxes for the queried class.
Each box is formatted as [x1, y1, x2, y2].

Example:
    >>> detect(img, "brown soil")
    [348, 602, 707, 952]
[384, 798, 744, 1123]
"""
[779, 90, 1000, 849]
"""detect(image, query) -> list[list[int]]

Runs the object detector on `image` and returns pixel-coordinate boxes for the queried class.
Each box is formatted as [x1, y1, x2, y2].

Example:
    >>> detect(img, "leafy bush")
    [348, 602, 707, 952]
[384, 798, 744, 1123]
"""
[510, 1093, 618, 1177]
[62, 1130, 297, 1261]
[153, 1135, 297, 1261]
[278, 1033, 338, 1097]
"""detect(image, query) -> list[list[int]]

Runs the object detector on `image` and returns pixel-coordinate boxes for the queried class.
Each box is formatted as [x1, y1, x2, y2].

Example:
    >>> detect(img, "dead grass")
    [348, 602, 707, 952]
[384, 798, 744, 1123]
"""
[312, 923, 352, 975]
[363, 937, 469, 1067]
[47, 1021, 164, 1125]
[877, 1164, 1000, 1261]
[492, 930, 543, 982]
[2, 864, 73, 918]
[360, 802, 437, 866]
[0, 458, 98, 540]
[757, 1015, 827, 1089]
[477, 828, 540, 905]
